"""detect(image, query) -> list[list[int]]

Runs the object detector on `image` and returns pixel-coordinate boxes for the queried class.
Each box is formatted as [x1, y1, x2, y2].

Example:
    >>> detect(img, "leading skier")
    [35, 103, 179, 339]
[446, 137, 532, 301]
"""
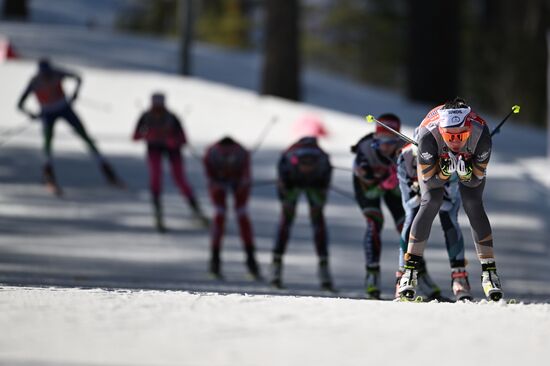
[398, 97, 503, 301]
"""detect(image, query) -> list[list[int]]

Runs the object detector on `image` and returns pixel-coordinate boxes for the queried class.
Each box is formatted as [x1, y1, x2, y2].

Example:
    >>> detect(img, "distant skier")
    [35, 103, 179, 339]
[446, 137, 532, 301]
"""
[351, 113, 405, 299]
[133, 92, 207, 232]
[398, 97, 503, 301]
[203, 136, 261, 280]
[397, 135, 471, 301]
[271, 136, 334, 291]
[17, 58, 124, 195]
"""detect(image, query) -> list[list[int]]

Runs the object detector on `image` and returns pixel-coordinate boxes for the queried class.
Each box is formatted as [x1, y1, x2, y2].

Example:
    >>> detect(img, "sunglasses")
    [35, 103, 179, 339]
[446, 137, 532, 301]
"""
[440, 129, 470, 143]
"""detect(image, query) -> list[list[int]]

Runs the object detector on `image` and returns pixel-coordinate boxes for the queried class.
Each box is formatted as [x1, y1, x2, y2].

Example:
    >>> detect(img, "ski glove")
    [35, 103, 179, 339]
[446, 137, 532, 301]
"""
[439, 153, 457, 177]
[409, 180, 420, 195]
[456, 156, 473, 181]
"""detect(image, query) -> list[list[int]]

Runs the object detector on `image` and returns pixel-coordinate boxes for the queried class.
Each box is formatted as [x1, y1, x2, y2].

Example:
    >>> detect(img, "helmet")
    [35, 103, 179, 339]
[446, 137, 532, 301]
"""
[151, 93, 166, 113]
[38, 58, 52, 74]
[151, 92, 165, 106]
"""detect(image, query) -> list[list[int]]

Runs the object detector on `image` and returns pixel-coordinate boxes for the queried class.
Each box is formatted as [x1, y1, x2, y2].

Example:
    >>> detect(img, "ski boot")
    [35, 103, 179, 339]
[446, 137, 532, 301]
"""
[152, 197, 166, 233]
[394, 270, 404, 300]
[270, 253, 284, 289]
[481, 261, 503, 301]
[365, 265, 381, 299]
[245, 247, 262, 281]
[451, 267, 473, 301]
[101, 162, 125, 188]
[417, 261, 447, 301]
[398, 254, 421, 300]
[43, 163, 63, 196]
[319, 257, 335, 292]
[209, 250, 223, 280]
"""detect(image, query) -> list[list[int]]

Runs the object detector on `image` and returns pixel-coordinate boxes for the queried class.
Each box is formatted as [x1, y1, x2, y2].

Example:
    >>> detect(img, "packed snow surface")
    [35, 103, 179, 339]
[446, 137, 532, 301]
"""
[1, 286, 549, 366]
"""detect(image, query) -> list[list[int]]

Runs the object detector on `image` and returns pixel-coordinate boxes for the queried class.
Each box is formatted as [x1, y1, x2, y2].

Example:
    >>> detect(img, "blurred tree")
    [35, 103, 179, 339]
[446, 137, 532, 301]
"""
[406, 0, 460, 103]
[119, 0, 253, 48]
[261, 0, 301, 100]
[197, 0, 251, 48]
[306, 0, 403, 88]
[463, 0, 549, 125]
[179, 0, 194, 75]
[196, 0, 251, 48]
[117, 0, 177, 36]
[308, 0, 366, 79]
[2, 0, 28, 19]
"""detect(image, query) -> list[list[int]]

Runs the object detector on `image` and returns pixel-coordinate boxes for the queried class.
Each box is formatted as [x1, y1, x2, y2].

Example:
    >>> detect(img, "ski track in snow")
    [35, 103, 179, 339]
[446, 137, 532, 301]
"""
[0, 12, 549, 366]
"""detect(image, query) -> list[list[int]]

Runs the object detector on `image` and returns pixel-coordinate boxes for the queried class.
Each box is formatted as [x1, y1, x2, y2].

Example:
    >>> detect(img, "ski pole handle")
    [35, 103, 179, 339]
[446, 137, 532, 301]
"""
[490, 105, 520, 137]
[365, 115, 418, 146]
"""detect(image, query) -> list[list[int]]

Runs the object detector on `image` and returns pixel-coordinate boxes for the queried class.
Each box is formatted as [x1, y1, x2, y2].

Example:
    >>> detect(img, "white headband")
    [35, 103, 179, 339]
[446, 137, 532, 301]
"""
[438, 107, 471, 128]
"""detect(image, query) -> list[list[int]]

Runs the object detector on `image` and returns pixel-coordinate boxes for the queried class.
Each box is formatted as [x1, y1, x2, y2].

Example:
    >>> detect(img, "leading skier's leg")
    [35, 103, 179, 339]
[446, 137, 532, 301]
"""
[459, 180, 503, 300]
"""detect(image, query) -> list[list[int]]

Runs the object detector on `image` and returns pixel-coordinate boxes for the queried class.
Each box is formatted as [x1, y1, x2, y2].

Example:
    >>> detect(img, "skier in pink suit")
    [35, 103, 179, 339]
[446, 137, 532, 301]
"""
[133, 93, 207, 232]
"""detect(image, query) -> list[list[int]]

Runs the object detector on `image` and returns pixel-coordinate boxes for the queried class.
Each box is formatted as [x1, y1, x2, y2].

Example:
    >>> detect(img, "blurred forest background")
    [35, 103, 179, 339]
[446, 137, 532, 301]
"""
[4, 0, 549, 126]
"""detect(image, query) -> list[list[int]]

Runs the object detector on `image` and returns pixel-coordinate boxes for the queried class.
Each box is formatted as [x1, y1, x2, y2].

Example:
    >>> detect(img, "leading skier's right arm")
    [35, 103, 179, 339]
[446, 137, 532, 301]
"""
[397, 149, 420, 208]
[417, 131, 447, 189]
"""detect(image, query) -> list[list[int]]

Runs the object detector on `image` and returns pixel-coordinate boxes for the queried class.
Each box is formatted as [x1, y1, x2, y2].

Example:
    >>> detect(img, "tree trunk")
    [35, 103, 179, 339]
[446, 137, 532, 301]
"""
[179, 0, 194, 76]
[2, 0, 28, 19]
[261, 0, 301, 101]
[406, 0, 460, 103]
[547, 30, 550, 158]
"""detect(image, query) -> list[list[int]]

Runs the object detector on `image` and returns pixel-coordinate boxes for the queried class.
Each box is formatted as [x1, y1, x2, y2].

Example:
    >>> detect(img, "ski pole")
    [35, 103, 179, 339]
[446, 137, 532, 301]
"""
[329, 185, 356, 201]
[332, 165, 354, 173]
[251, 115, 279, 153]
[490, 105, 521, 137]
[365, 115, 418, 146]
[0, 119, 32, 136]
[0, 123, 33, 148]
[186, 143, 203, 162]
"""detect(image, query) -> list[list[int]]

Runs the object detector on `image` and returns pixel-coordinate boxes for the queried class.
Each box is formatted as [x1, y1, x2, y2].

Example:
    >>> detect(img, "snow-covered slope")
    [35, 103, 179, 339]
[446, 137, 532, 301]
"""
[1, 286, 549, 366]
